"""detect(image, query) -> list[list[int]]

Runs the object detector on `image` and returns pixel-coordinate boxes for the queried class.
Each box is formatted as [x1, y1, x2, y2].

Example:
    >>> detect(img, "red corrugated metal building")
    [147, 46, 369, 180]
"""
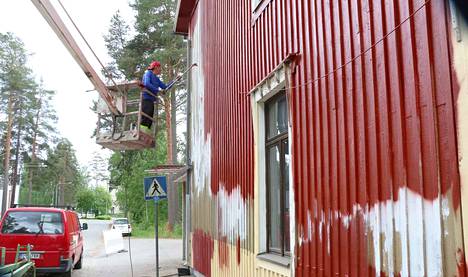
[175, 0, 468, 276]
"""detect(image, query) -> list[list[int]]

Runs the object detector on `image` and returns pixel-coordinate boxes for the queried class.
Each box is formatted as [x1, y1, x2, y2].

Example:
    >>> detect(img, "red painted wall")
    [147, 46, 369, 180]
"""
[185, 0, 464, 275]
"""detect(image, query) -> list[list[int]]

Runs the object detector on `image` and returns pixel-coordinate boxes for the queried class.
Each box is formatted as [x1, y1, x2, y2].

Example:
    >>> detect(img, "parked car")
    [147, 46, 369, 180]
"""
[111, 218, 131, 236]
[0, 207, 87, 277]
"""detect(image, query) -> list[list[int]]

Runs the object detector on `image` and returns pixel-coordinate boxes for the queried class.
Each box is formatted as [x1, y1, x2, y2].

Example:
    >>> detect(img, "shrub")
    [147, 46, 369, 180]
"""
[95, 215, 112, 220]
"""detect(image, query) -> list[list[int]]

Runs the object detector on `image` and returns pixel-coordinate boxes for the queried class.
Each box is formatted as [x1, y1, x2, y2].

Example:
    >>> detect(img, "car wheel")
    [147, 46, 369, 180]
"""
[74, 252, 83, 269]
[61, 269, 72, 277]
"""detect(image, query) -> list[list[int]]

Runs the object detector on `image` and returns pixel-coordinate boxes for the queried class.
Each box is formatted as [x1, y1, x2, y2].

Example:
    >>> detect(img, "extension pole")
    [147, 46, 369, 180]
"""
[155, 199, 159, 277]
[165, 63, 198, 91]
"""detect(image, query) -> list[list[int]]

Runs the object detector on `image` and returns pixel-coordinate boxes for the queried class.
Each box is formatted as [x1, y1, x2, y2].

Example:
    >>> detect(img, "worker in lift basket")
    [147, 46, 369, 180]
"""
[140, 60, 172, 134]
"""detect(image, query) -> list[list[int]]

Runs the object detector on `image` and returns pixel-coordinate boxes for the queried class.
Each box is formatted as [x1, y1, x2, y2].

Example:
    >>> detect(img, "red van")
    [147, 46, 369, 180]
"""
[0, 207, 87, 276]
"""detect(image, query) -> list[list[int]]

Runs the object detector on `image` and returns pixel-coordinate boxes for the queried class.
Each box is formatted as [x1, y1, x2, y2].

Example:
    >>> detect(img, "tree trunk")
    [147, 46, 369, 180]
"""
[165, 97, 173, 163]
[1, 93, 15, 216]
[59, 175, 65, 206]
[10, 105, 22, 208]
[164, 67, 179, 232]
[28, 100, 41, 204]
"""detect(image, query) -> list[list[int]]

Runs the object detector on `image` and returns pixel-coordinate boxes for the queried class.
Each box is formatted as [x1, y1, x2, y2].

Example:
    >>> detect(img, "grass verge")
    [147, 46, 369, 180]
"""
[132, 223, 182, 239]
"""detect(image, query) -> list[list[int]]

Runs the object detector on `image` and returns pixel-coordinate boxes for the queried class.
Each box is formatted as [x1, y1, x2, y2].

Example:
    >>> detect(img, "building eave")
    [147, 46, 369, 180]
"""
[174, 0, 197, 36]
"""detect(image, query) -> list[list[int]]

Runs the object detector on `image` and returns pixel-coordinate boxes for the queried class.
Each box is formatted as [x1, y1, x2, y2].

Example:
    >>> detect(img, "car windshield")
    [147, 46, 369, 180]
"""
[1, 211, 63, 234]
[114, 219, 128, 225]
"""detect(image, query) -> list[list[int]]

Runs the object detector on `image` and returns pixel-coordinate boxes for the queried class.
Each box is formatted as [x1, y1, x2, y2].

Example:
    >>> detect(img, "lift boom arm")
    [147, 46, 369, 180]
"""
[31, 0, 121, 115]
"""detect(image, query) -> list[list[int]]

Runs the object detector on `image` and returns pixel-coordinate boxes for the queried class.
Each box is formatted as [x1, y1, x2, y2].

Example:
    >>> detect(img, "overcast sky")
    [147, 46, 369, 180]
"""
[0, 0, 135, 168]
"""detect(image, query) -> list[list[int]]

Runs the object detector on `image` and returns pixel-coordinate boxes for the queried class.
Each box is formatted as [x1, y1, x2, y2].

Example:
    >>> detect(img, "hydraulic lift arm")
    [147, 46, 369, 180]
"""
[30, 0, 122, 115]
[30, 0, 197, 151]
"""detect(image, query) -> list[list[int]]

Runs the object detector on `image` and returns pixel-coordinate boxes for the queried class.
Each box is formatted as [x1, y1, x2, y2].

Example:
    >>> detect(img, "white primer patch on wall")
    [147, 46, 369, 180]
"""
[217, 185, 248, 241]
[299, 187, 449, 276]
[191, 5, 212, 196]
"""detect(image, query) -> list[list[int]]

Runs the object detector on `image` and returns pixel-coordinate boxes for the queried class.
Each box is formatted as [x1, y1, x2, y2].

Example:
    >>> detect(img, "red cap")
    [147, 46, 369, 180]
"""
[148, 61, 161, 70]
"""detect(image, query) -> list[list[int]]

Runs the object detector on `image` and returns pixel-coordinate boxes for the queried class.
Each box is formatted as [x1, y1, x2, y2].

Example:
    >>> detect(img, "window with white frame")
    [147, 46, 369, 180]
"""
[251, 60, 294, 266]
[265, 92, 290, 256]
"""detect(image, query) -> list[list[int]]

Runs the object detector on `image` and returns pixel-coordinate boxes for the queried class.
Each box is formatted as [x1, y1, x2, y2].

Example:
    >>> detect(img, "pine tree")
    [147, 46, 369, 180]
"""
[23, 82, 58, 203]
[87, 151, 109, 188]
[0, 32, 35, 214]
[47, 140, 83, 206]
[103, 10, 131, 82]
[104, 0, 187, 230]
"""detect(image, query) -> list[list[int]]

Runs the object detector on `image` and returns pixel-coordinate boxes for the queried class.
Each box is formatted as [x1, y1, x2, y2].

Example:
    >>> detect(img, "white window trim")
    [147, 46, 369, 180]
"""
[251, 61, 295, 275]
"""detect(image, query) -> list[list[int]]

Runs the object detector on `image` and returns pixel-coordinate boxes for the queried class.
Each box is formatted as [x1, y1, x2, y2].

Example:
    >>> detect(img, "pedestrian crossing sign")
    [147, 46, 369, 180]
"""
[144, 176, 167, 201]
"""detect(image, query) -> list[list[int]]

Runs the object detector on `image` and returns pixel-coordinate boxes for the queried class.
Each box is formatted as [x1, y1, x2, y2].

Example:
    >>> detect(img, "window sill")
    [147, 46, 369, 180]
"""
[257, 253, 291, 268]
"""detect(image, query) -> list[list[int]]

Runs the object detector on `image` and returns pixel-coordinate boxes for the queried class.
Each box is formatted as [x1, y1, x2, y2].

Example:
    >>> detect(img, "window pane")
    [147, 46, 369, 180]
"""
[268, 145, 281, 251]
[1, 212, 63, 234]
[114, 219, 129, 225]
[266, 94, 288, 139]
[283, 139, 290, 252]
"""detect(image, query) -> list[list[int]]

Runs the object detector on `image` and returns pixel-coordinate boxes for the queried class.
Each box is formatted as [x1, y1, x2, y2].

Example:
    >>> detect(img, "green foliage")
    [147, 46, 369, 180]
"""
[0, 32, 59, 208]
[19, 139, 86, 206]
[95, 214, 112, 220]
[76, 186, 112, 217]
[108, 129, 167, 223]
[76, 187, 95, 215]
[22, 82, 58, 158]
[93, 186, 112, 216]
[132, 222, 182, 239]
[128, 0, 186, 78]
[103, 10, 130, 81]
[103, 0, 186, 233]
[0, 32, 36, 176]
[0, 32, 34, 94]
[105, 0, 186, 82]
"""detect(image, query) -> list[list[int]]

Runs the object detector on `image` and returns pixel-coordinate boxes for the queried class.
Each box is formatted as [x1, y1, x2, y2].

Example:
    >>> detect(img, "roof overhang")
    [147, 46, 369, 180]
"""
[174, 0, 198, 36]
[145, 164, 188, 183]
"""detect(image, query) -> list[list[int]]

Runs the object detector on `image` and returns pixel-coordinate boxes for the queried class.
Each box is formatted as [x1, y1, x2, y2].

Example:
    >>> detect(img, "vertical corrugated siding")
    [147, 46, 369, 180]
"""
[288, 0, 464, 275]
[188, 0, 465, 276]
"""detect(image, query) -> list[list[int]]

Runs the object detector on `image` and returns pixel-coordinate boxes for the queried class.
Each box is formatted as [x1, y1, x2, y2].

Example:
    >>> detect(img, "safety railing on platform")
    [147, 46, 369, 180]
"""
[96, 81, 160, 151]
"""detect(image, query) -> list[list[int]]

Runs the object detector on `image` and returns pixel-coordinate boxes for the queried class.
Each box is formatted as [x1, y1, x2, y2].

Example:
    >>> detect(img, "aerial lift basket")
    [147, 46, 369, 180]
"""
[96, 81, 157, 151]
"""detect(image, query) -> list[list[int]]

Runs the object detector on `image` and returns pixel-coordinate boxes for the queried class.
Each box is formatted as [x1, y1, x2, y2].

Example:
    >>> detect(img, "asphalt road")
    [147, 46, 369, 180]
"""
[72, 220, 183, 277]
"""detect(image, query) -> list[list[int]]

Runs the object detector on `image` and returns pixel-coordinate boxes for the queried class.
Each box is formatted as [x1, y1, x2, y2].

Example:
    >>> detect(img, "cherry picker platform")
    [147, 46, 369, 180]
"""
[95, 81, 159, 151]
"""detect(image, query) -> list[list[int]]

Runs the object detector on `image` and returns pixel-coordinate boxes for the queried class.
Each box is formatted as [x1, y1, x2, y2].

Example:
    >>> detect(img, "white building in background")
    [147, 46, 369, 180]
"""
[0, 183, 19, 211]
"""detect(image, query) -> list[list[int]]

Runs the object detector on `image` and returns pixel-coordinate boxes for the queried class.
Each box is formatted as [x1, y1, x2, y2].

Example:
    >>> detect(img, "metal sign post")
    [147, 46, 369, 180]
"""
[144, 176, 167, 277]
[155, 200, 159, 277]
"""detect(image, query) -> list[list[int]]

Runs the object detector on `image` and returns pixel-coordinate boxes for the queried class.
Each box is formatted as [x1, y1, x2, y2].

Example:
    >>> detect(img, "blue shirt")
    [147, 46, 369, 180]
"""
[142, 70, 170, 101]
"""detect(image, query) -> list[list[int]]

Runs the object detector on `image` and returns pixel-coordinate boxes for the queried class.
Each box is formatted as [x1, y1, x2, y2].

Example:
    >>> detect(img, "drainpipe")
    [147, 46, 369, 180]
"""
[184, 37, 192, 263]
